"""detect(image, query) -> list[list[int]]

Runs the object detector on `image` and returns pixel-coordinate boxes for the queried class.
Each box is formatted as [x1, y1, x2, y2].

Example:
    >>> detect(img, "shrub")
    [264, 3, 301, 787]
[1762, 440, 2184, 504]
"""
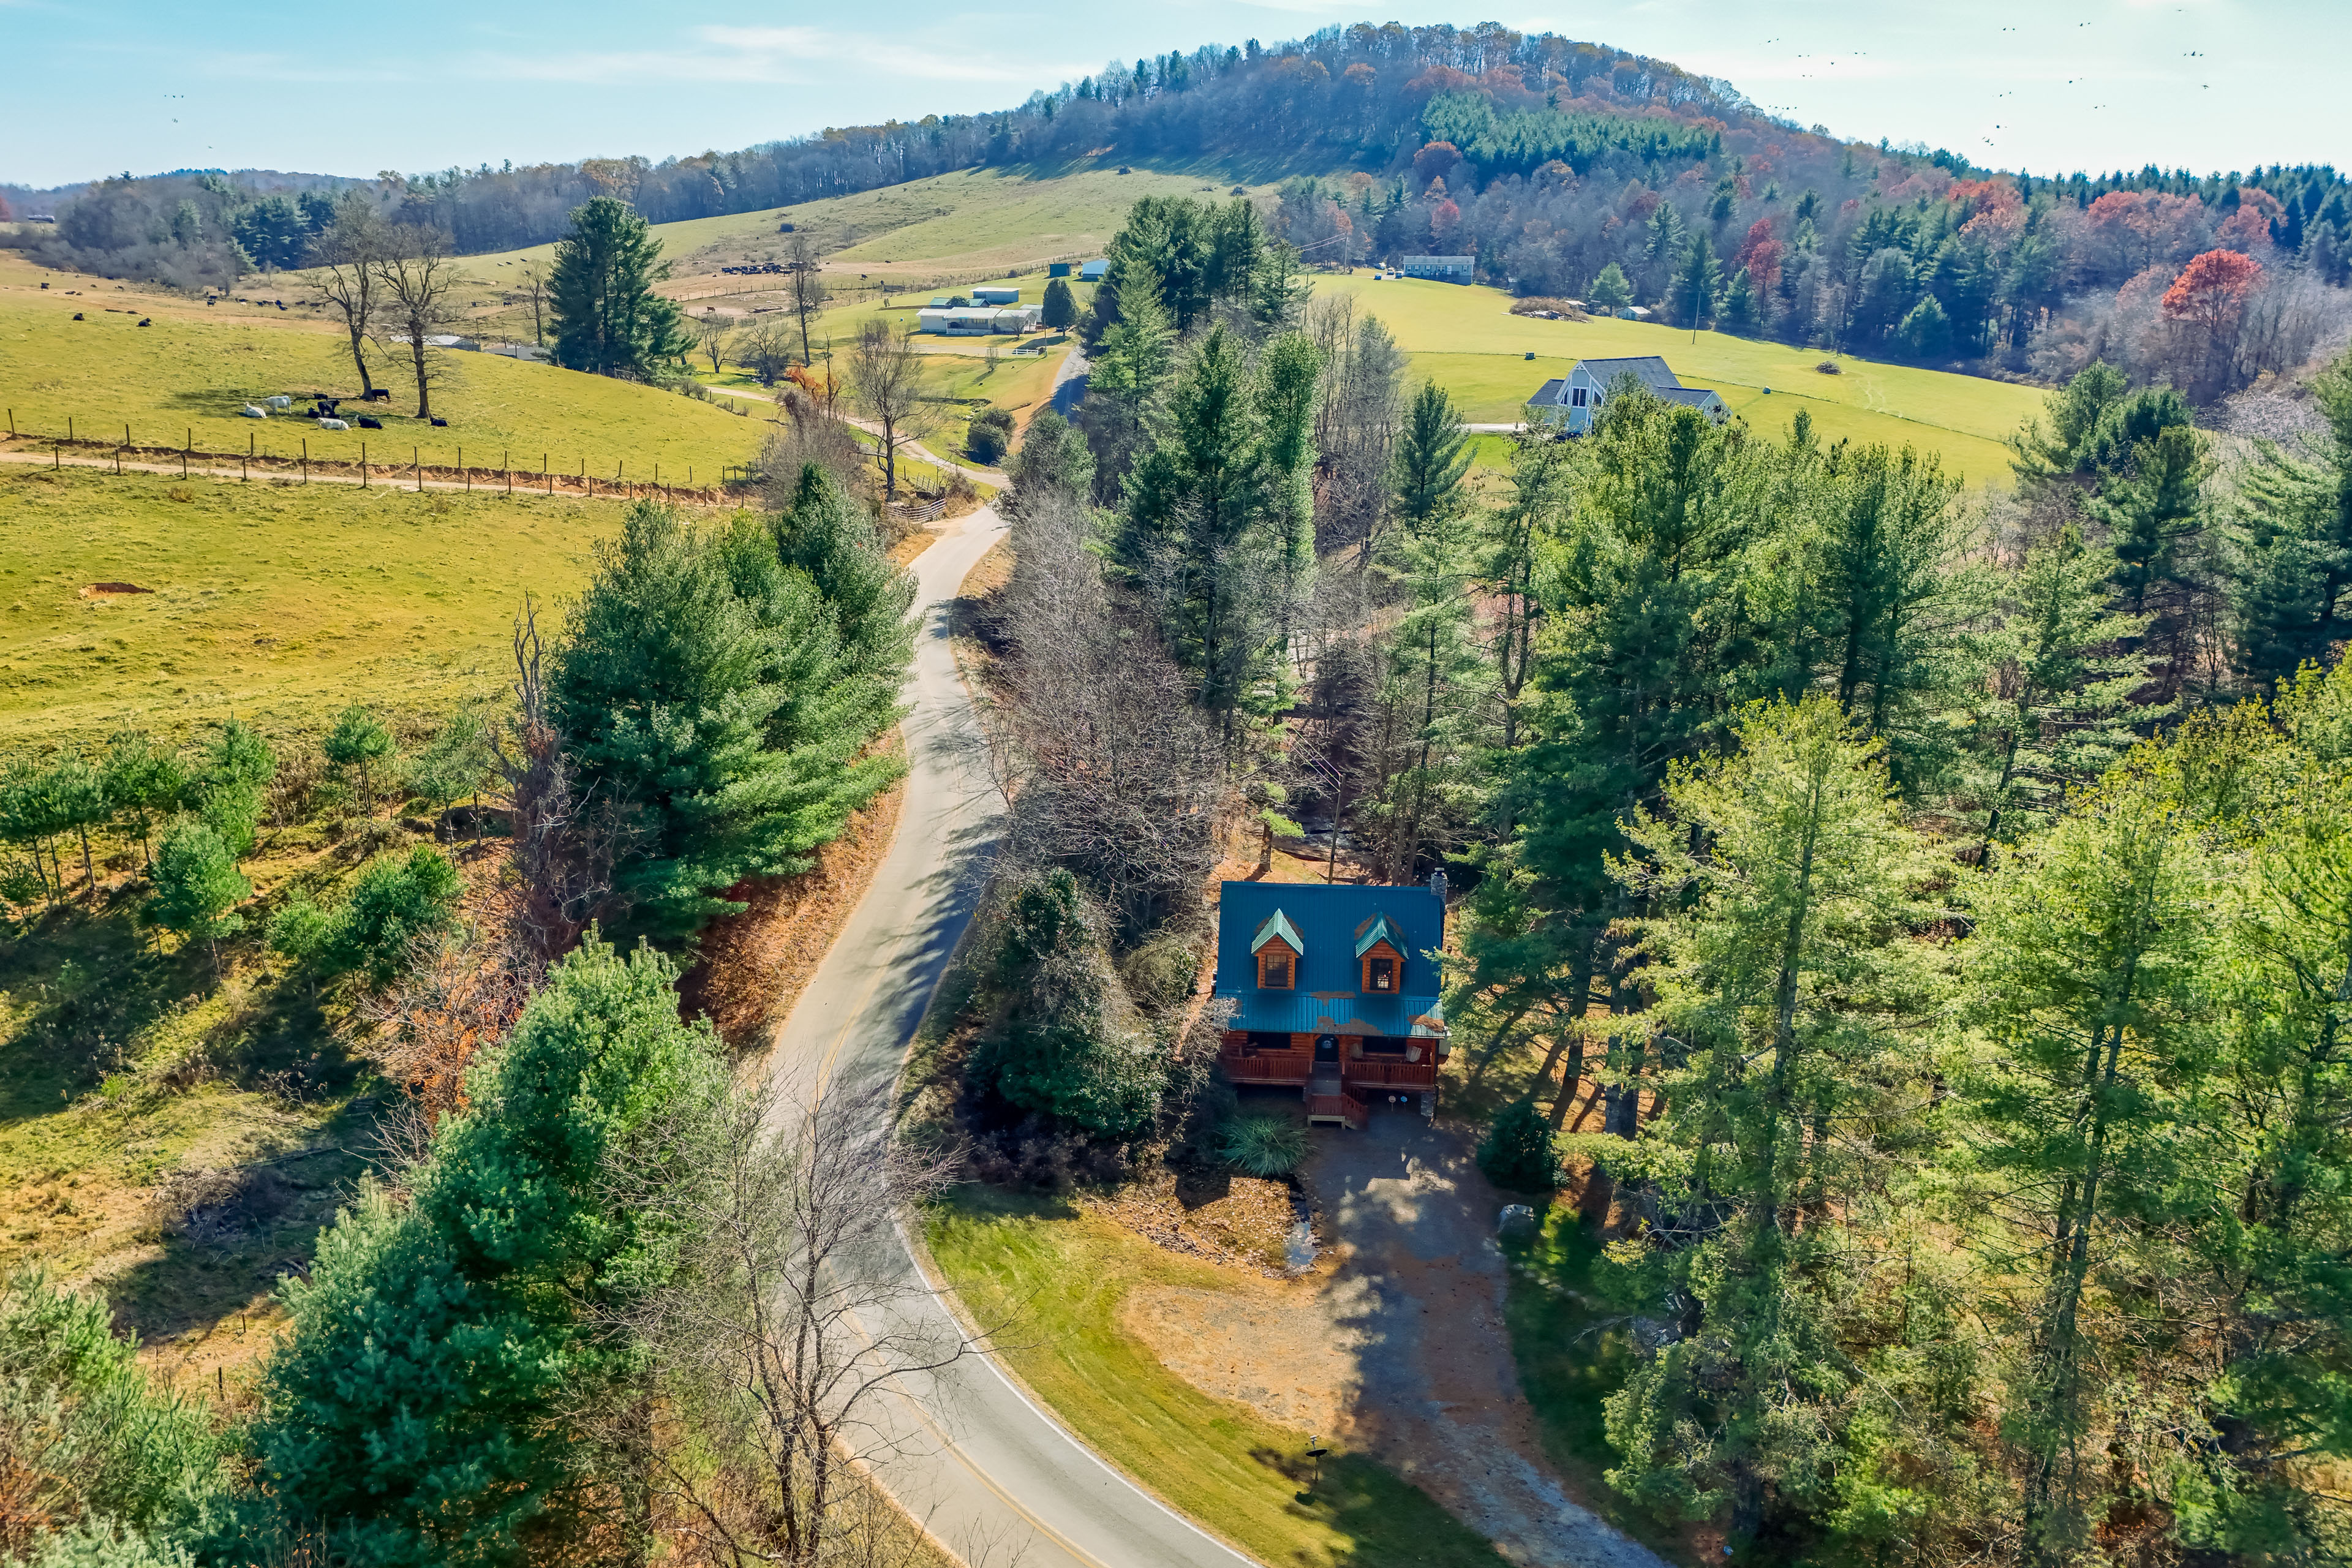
[1120, 932, 1199, 1010]
[1477, 1098, 1558, 1192]
[973, 869, 1165, 1140]
[322, 846, 462, 984]
[966, 405, 1016, 466]
[1219, 1114, 1308, 1178]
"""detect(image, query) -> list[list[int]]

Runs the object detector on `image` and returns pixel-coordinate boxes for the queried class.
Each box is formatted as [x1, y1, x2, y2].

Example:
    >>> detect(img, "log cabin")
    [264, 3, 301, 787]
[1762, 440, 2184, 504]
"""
[1213, 878, 1450, 1129]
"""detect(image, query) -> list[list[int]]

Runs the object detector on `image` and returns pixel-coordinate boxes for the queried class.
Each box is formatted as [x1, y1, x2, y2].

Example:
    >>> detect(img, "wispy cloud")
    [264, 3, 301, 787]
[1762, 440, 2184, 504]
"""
[489, 25, 1085, 89]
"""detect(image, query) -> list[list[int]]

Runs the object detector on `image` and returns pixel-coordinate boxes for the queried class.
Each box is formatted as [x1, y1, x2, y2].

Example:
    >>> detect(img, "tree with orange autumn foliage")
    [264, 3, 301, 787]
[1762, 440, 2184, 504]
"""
[2163, 248, 2264, 397]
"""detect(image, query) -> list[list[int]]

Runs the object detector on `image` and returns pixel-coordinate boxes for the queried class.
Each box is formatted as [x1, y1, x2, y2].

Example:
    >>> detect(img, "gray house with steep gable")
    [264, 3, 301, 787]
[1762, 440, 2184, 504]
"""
[1526, 356, 1728, 435]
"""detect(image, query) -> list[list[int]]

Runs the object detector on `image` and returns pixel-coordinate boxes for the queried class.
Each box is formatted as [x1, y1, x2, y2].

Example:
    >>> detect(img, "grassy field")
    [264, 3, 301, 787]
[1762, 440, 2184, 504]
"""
[0, 466, 616, 748]
[924, 1186, 1508, 1568]
[0, 254, 771, 480]
[1321, 274, 2043, 488]
[462, 165, 1267, 283]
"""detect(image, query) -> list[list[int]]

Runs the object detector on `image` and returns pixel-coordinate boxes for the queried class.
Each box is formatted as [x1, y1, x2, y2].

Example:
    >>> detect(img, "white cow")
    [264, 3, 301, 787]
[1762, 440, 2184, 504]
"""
[318, 418, 349, 431]
[239, 404, 267, 418]
[265, 394, 292, 410]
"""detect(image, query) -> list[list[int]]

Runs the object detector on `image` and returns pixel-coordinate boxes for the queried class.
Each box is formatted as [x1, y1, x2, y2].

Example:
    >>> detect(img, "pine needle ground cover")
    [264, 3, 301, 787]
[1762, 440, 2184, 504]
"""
[923, 1186, 1508, 1568]
[0, 254, 768, 479]
[0, 467, 614, 747]
[1323, 274, 2044, 486]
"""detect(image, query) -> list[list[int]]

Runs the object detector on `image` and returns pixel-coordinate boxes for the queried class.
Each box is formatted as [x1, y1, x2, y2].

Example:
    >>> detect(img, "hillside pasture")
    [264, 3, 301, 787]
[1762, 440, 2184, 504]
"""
[0, 254, 771, 481]
[0, 467, 614, 748]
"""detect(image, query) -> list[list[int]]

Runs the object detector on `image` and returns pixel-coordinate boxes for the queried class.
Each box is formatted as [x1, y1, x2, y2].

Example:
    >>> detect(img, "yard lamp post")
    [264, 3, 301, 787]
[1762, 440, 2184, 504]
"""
[1297, 1435, 1330, 1503]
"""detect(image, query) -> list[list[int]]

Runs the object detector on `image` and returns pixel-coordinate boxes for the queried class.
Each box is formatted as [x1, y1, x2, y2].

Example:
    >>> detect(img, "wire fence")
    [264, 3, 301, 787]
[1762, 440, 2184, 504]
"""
[1, 407, 748, 505]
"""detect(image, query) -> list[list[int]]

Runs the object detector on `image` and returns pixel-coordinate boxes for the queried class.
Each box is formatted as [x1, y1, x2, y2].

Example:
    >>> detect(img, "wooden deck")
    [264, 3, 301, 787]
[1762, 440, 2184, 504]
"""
[1219, 1035, 1436, 1126]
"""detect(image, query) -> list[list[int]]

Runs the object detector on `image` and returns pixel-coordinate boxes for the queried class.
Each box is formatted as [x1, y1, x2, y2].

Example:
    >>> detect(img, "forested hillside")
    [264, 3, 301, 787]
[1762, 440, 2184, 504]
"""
[12, 20, 2345, 396]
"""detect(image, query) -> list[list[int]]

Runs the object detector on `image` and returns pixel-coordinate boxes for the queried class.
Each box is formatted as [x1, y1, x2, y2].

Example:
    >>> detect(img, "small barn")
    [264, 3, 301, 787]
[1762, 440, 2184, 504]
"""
[1399, 254, 1474, 283]
[1078, 258, 1109, 281]
[971, 284, 1021, 304]
[1047, 262, 1073, 278]
[1214, 879, 1450, 1127]
[1526, 356, 1728, 435]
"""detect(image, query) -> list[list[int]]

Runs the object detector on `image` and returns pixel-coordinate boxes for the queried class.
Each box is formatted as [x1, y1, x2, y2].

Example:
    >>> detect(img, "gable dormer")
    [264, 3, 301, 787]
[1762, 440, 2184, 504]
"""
[1355, 913, 1405, 994]
[1251, 909, 1303, 990]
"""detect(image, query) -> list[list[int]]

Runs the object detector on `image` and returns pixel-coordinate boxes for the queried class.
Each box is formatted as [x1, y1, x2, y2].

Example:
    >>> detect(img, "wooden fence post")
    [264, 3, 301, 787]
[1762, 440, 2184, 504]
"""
[414, 445, 421, 492]
[301, 437, 308, 484]
[461, 447, 467, 492]
[362, 442, 368, 487]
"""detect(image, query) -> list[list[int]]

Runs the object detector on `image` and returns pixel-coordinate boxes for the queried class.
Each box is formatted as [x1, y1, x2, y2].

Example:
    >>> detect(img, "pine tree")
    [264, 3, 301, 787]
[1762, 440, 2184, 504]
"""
[1671, 231, 1722, 334]
[1966, 526, 2154, 860]
[1115, 325, 1276, 734]
[1388, 378, 1472, 540]
[189, 720, 274, 862]
[1716, 265, 1761, 336]
[102, 731, 185, 875]
[322, 704, 396, 820]
[146, 818, 248, 973]
[1963, 774, 2214, 1564]
[552, 503, 899, 937]
[253, 938, 728, 1564]
[548, 195, 690, 378]
[2231, 349, 2352, 689]
[1602, 695, 1936, 1539]
[2094, 423, 2214, 616]
[1587, 261, 1634, 314]
[1039, 275, 1076, 330]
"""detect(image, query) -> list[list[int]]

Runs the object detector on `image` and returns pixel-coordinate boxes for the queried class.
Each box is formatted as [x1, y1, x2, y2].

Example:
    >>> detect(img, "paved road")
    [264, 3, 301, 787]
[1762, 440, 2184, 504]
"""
[1049, 343, 1089, 418]
[762, 507, 1257, 1568]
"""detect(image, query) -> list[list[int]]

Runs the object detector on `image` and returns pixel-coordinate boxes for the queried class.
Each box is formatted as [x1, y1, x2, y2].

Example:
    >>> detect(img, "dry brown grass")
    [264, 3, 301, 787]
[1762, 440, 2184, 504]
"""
[680, 743, 907, 1052]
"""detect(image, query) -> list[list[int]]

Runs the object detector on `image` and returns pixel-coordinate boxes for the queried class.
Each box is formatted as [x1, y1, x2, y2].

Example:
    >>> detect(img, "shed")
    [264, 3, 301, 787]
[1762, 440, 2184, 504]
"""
[971, 284, 1020, 304]
[1047, 262, 1073, 278]
[1078, 259, 1109, 281]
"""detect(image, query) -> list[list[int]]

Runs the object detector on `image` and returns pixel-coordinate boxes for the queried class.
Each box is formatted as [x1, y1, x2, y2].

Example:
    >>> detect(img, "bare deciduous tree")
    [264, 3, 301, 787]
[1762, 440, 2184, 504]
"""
[608, 1077, 981, 1568]
[307, 197, 385, 396]
[493, 603, 625, 965]
[374, 223, 464, 420]
[696, 309, 734, 377]
[846, 320, 937, 501]
[786, 231, 829, 367]
[739, 316, 796, 388]
[1306, 295, 1406, 555]
[514, 258, 551, 347]
[975, 489, 1222, 936]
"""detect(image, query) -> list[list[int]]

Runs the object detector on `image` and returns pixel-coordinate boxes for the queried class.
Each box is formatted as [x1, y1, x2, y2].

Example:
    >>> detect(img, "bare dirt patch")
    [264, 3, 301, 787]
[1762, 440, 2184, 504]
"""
[80, 581, 153, 596]
[1120, 1281, 1359, 1436]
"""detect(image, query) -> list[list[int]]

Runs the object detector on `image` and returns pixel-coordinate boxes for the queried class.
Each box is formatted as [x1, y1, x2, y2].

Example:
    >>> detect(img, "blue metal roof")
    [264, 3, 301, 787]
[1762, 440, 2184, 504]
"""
[1215, 881, 1446, 1038]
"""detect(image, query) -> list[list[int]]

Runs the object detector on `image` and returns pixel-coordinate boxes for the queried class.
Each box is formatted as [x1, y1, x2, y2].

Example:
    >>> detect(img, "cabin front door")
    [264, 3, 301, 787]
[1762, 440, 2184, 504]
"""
[1314, 1034, 1338, 1063]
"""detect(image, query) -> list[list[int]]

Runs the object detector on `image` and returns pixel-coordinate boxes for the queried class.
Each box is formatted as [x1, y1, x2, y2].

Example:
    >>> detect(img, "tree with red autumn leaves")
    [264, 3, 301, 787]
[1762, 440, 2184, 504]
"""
[1732, 217, 1782, 292]
[2162, 247, 2264, 399]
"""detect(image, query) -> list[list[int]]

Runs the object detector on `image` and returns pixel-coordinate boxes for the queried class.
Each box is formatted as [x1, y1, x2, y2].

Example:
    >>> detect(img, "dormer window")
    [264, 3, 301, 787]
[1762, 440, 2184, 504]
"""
[1251, 909, 1303, 992]
[1355, 914, 1406, 995]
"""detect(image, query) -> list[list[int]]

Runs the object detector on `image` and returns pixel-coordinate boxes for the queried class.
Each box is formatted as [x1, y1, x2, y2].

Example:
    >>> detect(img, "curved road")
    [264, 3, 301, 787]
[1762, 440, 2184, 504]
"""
[762, 507, 1257, 1568]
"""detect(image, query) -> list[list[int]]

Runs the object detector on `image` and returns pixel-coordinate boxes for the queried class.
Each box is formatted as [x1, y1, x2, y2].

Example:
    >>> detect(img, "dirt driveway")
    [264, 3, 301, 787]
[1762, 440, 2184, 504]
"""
[1120, 1109, 1670, 1568]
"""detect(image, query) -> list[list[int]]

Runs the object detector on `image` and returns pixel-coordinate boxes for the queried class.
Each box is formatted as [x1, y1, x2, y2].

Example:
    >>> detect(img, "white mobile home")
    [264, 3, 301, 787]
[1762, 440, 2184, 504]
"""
[1526, 356, 1727, 435]
[916, 303, 1044, 336]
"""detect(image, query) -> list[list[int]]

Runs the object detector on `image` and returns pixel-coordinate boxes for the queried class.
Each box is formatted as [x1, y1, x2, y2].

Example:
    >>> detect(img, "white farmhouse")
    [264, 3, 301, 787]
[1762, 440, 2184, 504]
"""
[1526, 355, 1727, 435]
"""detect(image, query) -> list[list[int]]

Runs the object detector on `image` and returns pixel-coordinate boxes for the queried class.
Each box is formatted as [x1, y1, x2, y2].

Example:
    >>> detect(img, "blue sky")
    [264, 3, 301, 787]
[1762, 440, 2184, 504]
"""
[2, 0, 2343, 190]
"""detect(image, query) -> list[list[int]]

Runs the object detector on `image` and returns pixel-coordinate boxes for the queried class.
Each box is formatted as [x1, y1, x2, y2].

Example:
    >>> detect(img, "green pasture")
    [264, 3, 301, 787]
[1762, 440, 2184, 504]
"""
[925, 1186, 1507, 1568]
[0, 258, 770, 481]
[1321, 273, 2041, 486]
[0, 467, 617, 748]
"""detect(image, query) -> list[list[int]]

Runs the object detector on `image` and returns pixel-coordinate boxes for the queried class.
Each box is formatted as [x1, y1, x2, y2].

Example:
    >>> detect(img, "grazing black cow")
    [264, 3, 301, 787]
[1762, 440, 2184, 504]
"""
[314, 398, 340, 419]
[358, 416, 383, 429]
[364, 388, 390, 402]
[429, 417, 448, 428]
[137, 318, 152, 327]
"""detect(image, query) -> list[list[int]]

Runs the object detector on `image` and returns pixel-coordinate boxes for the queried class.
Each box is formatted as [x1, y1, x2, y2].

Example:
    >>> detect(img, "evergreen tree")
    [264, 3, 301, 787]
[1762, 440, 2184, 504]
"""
[1966, 526, 2154, 859]
[251, 939, 727, 1565]
[548, 196, 690, 379]
[1389, 378, 1473, 540]
[322, 704, 396, 820]
[1716, 265, 1761, 336]
[101, 733, 184, 875]
[1249, 238, 1313, 332]
[187, 720, 273, 862]
[1962, 774, 2214, 1564]
[1602, 695, 1937, 1541]
[1896, 293, 1952, 358]
[322, 846, 464, 985]
[1804, 443, 1985, 790]
[767, 463, 919, 745]
[50, 756, 108, 903]
[2231, 350, 2352, 689]
[145, 819, 247, 973]
[1005, 408, 1095, 517]
[552, 503, 900, 937]
[1670, 231, 1721, 334]
[1587, 262, 1634, 314]
[2093, 423, 2214, 616]
[1115, 325, 1276, 734]
[1039, 276, 1076, 330]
